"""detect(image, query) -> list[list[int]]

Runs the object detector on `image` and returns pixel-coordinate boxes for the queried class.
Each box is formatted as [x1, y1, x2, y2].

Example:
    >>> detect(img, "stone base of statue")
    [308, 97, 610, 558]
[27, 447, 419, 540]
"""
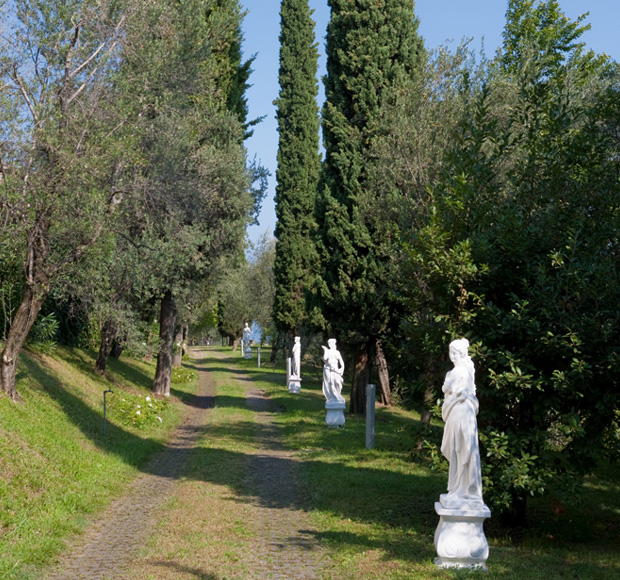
[288, 376, 301, 394]
[434, 497, 491, 570]
[325, 400, 345, 428]
[244, 346, 252, 359]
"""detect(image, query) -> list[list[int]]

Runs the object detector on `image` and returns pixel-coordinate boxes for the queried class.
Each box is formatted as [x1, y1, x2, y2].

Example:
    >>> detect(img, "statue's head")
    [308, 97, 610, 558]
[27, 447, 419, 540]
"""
[295, 336, 301, 343]
[328, 338, 337, 349]
[449, 338, 469, 363]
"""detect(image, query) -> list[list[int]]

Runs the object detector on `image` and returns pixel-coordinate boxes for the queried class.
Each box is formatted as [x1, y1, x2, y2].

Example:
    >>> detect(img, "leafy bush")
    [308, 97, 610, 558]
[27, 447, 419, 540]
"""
[26, 313, 60, 354]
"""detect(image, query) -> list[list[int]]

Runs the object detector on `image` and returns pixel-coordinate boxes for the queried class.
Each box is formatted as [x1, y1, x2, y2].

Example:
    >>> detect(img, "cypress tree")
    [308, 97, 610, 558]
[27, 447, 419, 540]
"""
[316, 0, 424, 413]
[273, 0, 321, 336]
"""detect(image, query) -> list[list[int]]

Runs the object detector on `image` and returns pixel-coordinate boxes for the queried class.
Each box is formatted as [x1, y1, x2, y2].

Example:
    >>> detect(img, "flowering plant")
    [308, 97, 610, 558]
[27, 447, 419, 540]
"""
[113, 392, 168, 428]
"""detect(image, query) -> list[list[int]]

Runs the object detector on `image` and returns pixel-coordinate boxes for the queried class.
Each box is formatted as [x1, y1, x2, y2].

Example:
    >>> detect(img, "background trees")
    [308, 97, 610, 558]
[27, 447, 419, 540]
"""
[272, 0, 321, 342]
[315, 0, 425, 412]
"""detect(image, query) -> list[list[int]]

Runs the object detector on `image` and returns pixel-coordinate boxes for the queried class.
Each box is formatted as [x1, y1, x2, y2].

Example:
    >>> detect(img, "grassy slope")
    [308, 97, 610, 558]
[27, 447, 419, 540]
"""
[0, 346, 198, 580]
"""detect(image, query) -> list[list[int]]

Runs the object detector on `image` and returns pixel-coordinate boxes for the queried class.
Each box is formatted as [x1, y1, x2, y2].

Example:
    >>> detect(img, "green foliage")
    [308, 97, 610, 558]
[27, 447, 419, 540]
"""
[316, 0, 426, 344]
[273, 0, 321, 335]
[215, 235, 276, 342]
[25, 313, 59, 354]
[395, 0, 620, 521]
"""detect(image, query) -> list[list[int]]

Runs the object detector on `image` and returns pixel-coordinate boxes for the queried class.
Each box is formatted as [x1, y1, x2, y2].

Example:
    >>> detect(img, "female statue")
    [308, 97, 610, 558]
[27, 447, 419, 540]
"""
[440, 338, 483, 504]
[291, 336, 301, 379]
[322, 339, 345, 404]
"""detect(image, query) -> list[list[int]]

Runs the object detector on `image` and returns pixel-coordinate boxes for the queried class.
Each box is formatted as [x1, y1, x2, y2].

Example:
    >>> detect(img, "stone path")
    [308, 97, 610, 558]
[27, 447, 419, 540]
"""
[42, 348, 325, 579]
[243, 384, 325, 579]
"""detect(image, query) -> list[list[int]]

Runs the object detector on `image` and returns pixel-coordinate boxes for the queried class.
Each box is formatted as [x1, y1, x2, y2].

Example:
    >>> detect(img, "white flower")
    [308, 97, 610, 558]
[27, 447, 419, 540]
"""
[149, 403, 153, 407]
[157, 416, 162, 422]
[136, 410, 141, 415]
[137, 405, 141, 409]
[145, 396, 151, 402]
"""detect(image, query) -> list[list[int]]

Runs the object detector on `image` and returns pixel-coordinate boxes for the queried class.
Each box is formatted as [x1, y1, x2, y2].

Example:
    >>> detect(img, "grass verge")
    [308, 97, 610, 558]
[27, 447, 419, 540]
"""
[0, 346, 198, 580]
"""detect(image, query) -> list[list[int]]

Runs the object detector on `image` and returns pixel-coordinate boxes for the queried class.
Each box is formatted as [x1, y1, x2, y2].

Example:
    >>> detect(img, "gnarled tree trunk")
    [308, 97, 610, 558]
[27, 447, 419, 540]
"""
[1, 284, 48, 401]
[172, 324, 185, 368]
[152, 290, 176, 397]
[95, 318, 119, 375]
[375, 338, 391, 405]
[350, 342, 371, 414]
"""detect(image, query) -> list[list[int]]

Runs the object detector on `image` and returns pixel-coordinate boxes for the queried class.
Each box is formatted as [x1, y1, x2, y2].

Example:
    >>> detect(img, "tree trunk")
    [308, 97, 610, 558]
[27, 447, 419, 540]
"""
[350, 343, 370, 414]
[269, 332, 283, 363]
[1, 285, 48, 401]
[110, 336, 124, 359]
[95, 319, 118, 375]
[375, 338, 391, 405]
[152, 290, 176, 397]
[172, 324, 184, 368]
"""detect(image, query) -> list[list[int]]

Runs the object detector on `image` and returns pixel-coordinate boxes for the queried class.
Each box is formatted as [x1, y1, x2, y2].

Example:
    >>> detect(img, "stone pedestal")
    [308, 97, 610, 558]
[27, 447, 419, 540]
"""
[244, 345, 252, 359]
[325, 400, 345, 428]
[434, 498, 491, 570]
[288, 377, 302, 394]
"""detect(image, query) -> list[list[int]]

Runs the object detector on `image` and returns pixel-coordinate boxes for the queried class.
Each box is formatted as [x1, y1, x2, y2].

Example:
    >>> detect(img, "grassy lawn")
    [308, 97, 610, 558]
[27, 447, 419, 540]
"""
[0, 346, 199, 580]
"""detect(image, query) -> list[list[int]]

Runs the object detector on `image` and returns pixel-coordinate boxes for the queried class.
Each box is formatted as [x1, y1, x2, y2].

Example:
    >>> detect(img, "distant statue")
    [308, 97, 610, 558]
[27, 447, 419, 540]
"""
[243, 322, 252, 358]
[440, 338, 483, 505]
[322, 339, 345, 404]
[291, 336, 301, 379]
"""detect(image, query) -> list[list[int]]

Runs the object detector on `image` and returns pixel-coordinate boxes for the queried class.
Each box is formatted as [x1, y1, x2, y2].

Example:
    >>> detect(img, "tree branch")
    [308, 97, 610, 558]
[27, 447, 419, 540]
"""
[12, 65, 38, 123]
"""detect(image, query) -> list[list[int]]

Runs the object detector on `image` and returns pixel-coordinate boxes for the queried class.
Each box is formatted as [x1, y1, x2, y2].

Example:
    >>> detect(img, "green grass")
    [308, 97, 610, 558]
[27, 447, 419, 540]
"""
[0, 346, 199, 580]
[215, 346, 620, 579]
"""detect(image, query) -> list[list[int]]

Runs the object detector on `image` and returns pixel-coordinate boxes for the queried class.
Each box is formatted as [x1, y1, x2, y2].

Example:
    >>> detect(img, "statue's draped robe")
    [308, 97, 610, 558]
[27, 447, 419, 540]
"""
[322, 350, 344, 403]
[441, 364, 483, 500]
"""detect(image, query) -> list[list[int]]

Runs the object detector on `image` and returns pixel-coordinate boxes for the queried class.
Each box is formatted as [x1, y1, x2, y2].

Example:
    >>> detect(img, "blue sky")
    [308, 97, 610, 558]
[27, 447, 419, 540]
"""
[241, 1, 620, 246]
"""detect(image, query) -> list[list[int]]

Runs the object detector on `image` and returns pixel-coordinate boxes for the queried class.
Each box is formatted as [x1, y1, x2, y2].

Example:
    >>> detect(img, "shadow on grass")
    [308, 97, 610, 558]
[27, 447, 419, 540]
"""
[147, 561, 218, 579]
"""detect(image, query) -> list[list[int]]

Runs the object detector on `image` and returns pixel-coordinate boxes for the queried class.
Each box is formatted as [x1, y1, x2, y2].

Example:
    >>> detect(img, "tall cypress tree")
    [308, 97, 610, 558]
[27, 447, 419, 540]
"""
[273, 0, 321, 336]
[316, 0, 424, 412]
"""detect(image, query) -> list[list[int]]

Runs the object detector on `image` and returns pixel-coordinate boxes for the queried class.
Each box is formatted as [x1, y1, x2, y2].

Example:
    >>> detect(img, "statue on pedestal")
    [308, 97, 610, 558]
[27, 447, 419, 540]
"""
[434, 338, 490, 569]
[288, 336, 302, 393]
[322, 339, 346, 427]
[291, 336, 301, 379]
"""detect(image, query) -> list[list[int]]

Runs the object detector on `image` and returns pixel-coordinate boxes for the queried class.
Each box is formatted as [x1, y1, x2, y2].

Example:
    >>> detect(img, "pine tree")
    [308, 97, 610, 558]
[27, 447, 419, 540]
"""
[315, 0, 425, 412]
[272, 0, 321, 337]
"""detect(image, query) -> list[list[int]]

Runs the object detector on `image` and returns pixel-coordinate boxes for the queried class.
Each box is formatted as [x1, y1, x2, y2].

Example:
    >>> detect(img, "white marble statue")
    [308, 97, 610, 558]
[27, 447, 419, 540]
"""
[440, 338, 483, 506]
[322, 339, 345, 404]
[434, 338, 490, 570]
[243, 322, 252, 359]
[291, 336, 301, 379]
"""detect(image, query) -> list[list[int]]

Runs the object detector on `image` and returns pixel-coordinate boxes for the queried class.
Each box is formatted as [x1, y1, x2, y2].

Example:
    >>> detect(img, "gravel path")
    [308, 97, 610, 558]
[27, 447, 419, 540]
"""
[243, 384, 325, 579]
[42, 348, 325, 580]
